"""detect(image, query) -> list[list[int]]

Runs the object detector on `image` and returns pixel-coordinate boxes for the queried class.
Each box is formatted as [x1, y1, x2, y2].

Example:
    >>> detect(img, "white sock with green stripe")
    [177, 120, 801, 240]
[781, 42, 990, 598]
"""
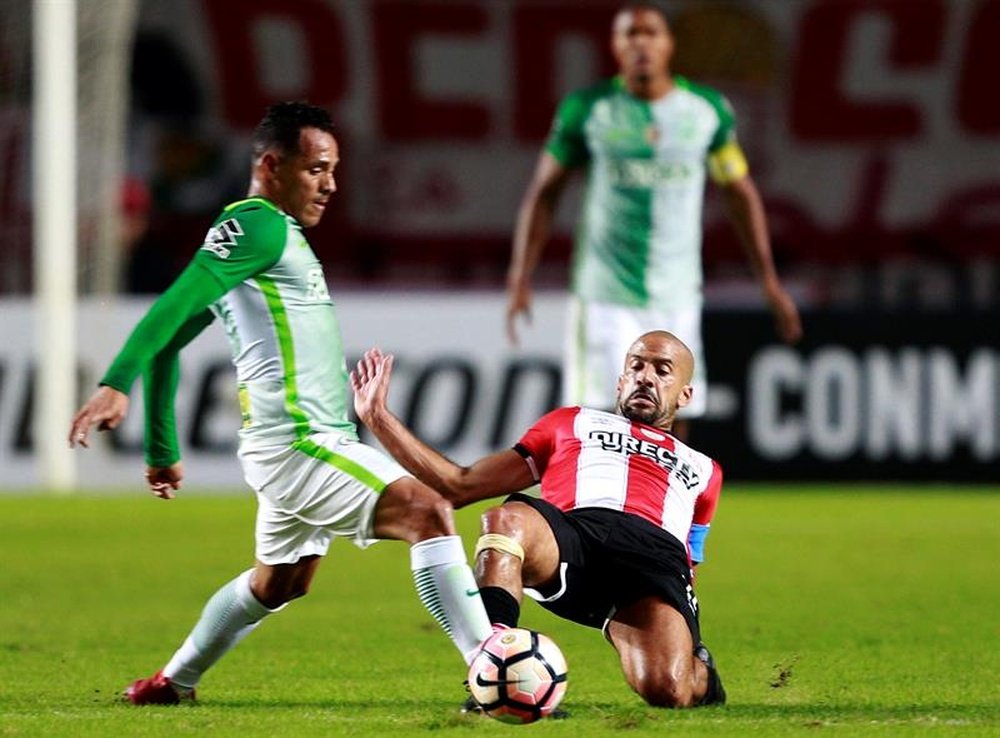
[410, 535, 493, 665]
[162, 569, 279, 689]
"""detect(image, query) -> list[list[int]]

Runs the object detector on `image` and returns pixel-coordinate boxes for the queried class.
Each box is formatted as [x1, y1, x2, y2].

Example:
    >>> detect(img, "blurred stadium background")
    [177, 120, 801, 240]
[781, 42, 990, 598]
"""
[0, 0, 997, 489]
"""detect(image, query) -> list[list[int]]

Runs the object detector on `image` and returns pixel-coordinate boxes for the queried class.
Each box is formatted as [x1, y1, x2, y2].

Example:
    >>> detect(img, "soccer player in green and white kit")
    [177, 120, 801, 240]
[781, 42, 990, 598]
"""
[68, 102, 493, 705]
[506, 3, 802, 437]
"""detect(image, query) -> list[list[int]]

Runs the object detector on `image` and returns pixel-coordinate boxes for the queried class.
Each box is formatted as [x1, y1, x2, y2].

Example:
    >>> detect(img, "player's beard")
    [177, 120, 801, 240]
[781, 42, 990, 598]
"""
[619, 390, 671, 427]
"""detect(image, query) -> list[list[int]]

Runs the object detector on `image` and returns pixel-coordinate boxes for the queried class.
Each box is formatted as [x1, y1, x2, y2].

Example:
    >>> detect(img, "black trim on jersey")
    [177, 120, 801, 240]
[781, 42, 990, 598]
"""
[512, 444, 540, 482]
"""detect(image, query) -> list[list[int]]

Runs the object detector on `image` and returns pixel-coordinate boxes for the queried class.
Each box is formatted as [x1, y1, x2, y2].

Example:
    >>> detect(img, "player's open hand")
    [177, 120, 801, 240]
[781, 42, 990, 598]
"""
[68, 386, 130, 448]
[766, 284, 803, 344]
[145, 463, 184, 500]
[506, 276, 533, 346]
[350, 348, 394, 426]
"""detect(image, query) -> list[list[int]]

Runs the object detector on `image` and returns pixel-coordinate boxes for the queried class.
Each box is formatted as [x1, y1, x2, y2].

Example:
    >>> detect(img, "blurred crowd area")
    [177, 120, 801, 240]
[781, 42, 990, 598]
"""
[1, 0, 997, 310]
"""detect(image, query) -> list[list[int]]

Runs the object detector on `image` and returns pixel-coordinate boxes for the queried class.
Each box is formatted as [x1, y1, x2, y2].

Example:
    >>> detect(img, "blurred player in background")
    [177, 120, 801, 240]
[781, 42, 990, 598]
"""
[506, 2, 801, 438]
[352, 330, 725, 709]
[68, 102, 493, 704]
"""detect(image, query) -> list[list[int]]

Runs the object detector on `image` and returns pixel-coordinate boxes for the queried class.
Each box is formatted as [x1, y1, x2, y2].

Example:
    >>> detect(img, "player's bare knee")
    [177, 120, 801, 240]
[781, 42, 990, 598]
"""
[480, 503, 524, 537]
[635, 674, 695, 709]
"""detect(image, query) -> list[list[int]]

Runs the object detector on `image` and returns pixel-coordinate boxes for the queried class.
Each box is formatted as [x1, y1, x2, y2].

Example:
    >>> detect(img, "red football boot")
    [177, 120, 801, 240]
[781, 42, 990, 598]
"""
[123, 670, 195, 705]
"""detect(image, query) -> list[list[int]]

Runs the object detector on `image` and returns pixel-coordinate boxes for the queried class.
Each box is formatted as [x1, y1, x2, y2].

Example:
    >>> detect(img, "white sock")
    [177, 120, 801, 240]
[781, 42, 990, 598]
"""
[410, 535, 493, 665]
[162, 569, 279, 689]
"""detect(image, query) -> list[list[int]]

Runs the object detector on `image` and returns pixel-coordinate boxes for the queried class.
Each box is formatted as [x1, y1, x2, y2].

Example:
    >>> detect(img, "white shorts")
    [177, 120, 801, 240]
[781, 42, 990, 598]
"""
[564, 297, 707, 418]
[238, 433, 409, 565]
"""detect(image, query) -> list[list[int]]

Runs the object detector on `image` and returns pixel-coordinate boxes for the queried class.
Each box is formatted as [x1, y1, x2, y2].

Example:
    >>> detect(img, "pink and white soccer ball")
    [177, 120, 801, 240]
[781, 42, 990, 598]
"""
[467, 628, 568, 724]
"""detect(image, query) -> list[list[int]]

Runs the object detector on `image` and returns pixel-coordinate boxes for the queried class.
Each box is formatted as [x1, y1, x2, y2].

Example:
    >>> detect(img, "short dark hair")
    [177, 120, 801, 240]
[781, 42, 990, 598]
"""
[251, 101, 335, 160]
[617, 2, 670, 26]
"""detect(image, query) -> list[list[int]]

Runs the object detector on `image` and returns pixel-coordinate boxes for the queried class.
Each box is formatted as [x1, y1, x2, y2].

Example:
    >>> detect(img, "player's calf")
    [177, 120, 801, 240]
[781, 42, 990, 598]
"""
[373, 478, 457, 543]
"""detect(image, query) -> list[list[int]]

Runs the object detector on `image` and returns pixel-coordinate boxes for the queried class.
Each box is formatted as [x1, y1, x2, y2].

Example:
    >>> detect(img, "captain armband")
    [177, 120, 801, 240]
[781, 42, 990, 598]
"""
[475, 534, 525, 562]
[688, 523, 710, 564]
[707, 141, 749, 185]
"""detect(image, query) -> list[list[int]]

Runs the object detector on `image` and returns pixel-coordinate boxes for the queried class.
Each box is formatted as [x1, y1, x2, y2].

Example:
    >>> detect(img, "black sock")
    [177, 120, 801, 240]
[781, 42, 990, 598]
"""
[479, 586, 520, 627]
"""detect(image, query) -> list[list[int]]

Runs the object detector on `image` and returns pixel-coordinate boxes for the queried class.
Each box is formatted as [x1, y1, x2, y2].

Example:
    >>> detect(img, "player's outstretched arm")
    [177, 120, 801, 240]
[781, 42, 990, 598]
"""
[351, 348, 536, 508]
[719, 175, 803, 344]
[69, 386, 130, 448]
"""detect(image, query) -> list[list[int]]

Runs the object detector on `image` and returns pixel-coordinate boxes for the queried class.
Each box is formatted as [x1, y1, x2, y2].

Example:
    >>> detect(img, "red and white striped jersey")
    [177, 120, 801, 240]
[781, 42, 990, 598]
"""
[515, 406, 723, 554]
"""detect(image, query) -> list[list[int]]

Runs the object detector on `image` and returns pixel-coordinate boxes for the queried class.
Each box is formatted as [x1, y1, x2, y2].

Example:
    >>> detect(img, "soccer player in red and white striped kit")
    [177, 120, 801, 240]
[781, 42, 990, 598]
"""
[351, 330, 725, 709]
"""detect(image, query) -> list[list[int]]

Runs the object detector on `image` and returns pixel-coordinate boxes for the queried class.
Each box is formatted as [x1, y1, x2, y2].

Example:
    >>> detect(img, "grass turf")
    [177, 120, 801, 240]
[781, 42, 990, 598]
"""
[0, 486, 997, 736]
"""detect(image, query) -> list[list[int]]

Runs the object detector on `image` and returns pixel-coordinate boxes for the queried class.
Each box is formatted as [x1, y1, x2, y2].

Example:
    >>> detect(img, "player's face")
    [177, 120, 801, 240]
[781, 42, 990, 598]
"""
[615, 334, 693, 428]
[270, 127, 338, 228]
[611, 8, 674, 82]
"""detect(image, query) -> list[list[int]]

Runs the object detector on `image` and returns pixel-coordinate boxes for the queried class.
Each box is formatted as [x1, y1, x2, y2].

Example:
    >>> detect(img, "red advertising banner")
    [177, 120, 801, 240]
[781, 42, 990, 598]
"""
[1, 0, 997, 293]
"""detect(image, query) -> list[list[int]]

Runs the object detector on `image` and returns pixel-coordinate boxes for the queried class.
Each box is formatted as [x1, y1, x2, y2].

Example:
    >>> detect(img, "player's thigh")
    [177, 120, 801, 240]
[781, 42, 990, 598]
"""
[481, 500, 561, 587]
[607, 596, 697, 690]
[499, 496, 617, 628]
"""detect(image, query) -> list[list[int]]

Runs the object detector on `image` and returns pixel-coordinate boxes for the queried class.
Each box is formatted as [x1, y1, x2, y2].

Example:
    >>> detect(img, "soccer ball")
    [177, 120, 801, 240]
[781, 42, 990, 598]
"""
[467, 627, 568, 724]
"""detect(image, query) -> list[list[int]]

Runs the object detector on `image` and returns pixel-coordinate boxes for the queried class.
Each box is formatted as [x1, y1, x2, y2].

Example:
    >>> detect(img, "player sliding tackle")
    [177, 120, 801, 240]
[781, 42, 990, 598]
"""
[68, 102, 493, 705]
[351, 331, 726, 709]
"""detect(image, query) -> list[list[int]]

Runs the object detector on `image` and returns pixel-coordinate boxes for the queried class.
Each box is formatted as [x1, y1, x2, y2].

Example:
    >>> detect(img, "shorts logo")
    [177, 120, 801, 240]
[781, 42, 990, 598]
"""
[685, 582, 699, 616]
[201, 218, 244, 259]
[589, 430, 700, 489]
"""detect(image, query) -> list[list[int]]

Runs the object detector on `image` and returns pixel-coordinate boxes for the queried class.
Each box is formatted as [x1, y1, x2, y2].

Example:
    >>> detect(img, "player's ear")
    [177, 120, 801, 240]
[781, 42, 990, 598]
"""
[676, 383, 693, 409]
[260, 150, 282, 178]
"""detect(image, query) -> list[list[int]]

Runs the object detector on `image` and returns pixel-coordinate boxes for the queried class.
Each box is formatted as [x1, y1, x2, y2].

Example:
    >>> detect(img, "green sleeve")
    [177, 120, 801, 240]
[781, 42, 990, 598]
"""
[100, 203, 285, 394]
[544, 90, 593, 168]
[142, 309, 215, 467]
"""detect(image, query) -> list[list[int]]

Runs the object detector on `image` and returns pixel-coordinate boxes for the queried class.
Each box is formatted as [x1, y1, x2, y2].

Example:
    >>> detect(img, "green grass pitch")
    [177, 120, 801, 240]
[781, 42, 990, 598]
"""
[1, 486, 997, 736]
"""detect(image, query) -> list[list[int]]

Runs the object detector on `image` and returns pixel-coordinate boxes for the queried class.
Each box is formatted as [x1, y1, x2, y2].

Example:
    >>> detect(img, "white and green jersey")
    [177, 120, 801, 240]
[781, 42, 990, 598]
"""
[204, 198, 356, 447]
[547, 76, 746, 310]
[102, 196, 356, 465]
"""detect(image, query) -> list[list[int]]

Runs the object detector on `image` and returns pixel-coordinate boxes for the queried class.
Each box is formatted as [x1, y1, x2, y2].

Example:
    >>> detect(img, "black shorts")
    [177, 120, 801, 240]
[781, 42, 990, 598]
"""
[507, 493, 701, 642]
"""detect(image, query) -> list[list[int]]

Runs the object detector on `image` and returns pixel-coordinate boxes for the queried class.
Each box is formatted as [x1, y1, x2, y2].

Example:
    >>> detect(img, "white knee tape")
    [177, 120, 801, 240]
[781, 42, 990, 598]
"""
[474, 533, 525, 562]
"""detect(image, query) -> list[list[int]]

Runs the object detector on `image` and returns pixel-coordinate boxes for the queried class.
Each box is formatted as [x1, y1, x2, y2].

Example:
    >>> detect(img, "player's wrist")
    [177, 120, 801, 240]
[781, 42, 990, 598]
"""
[359, 403, 390, 433]
[506, 271, 529, 291]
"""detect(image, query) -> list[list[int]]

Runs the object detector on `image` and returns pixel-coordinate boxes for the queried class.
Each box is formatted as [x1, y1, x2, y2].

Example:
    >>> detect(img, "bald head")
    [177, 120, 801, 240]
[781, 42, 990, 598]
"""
[615, 331, 695, 429]
[629, 331, 694, 382]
